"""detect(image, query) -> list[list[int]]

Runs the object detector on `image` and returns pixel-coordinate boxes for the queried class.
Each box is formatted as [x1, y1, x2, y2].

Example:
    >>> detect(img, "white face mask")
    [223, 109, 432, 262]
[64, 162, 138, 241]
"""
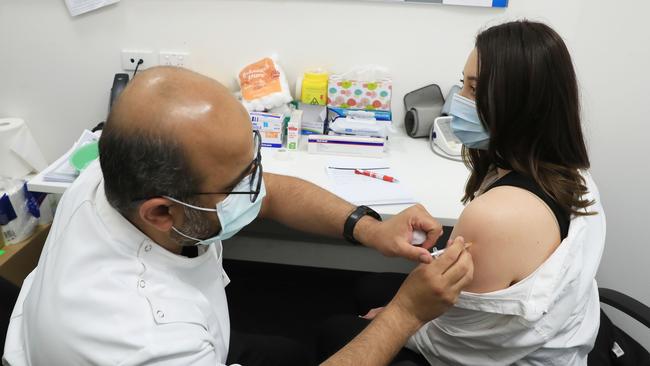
[449, 93, 490, 150]
[165, 175, 266, 245]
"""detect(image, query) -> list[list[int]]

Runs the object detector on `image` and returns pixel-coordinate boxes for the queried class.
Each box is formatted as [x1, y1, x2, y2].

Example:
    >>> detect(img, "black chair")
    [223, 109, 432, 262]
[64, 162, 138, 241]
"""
[0, 277, 20, 357]
[589, 288, 650, 366]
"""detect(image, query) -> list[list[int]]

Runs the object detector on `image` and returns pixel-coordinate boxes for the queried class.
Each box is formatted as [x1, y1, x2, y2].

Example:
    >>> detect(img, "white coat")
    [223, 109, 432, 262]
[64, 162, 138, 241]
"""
[3, 161, 234, 365]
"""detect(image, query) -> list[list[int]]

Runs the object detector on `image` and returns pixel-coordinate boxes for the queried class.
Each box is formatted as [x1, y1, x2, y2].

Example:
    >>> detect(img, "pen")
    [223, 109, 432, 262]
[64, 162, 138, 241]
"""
[354, 169, 399, 183]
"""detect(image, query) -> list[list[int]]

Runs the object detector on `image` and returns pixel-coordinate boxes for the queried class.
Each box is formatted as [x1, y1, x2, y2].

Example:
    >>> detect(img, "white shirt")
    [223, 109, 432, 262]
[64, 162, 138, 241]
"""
[3, 161, 234, 366]
[407, 172, 606, 366]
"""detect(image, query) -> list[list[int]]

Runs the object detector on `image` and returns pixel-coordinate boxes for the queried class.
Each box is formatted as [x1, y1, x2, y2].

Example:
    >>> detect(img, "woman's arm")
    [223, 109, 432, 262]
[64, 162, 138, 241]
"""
[451, 186, 562, 293]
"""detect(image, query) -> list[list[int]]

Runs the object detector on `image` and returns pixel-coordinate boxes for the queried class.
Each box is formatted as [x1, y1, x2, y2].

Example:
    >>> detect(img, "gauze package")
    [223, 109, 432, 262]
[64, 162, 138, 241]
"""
[238, 56, 293, 112]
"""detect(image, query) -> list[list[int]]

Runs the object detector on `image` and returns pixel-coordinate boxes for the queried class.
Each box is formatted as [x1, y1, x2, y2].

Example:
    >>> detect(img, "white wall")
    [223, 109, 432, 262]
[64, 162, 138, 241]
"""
[571, 1, 650, 351]
[1, 0, 649, 350]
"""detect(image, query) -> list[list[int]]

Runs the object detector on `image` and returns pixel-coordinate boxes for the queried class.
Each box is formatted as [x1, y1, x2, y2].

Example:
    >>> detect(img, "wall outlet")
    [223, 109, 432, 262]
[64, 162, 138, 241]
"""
[121, 50, 156, 71]
[159, 51, 190, 68]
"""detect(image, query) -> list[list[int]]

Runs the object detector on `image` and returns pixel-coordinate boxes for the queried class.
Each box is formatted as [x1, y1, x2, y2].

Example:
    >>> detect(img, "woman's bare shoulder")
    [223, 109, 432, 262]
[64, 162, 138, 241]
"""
[452, 186, 562, 293]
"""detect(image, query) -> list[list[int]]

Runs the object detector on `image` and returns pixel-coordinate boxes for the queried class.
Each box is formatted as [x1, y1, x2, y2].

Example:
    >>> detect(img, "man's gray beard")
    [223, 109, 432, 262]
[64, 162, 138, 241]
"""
[170, 204, 220, 246]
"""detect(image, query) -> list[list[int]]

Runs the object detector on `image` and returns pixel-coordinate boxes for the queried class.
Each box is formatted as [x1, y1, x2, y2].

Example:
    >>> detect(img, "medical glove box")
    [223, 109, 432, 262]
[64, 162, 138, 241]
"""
[250, 112, 284, 148]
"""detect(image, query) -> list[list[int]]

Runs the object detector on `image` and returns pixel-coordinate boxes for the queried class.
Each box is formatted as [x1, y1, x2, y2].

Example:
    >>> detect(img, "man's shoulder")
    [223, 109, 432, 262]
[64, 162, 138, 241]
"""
[51, 161, 104, 229]
[66, 160, 103, 200]
[55, 160, 102, 213]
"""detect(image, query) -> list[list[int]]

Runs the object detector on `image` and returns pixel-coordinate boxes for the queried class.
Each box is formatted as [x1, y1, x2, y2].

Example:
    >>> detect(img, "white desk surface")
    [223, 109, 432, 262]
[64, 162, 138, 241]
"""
[28, 131, 469, 226]
[262, 133, 468, 226]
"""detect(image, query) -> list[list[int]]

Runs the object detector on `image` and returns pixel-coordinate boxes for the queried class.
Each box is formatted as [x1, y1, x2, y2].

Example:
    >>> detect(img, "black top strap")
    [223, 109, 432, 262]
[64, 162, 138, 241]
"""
[486, 172, 570, 240]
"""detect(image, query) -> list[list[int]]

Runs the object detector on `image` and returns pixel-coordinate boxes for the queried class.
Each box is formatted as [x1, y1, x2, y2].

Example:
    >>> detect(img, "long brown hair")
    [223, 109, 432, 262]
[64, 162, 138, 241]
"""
[462, 20, 594, 216]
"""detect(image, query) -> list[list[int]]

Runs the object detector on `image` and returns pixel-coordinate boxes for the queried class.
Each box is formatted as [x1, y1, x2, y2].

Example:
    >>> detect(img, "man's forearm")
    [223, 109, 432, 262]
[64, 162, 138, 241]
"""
[261, 173, 370, 238]
[321, 303, 423, 366]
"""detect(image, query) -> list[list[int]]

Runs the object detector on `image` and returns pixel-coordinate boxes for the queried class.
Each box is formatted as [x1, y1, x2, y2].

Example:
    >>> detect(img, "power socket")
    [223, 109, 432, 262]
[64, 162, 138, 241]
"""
[121, 50, 155, 71]
[159, 51, 190, 68]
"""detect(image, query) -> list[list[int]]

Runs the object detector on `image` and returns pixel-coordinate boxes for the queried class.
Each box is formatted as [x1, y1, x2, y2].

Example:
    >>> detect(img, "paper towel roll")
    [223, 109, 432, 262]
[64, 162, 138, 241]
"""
[404, 105, 442, 138]
[0, 118, 47, 179]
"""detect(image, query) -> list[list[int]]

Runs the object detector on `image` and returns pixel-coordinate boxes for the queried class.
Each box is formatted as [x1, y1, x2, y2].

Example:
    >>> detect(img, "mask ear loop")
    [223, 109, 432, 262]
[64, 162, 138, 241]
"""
[164, 196, 220, 246]
[163, 196, 218, 212]
[171, 226, 204, 246]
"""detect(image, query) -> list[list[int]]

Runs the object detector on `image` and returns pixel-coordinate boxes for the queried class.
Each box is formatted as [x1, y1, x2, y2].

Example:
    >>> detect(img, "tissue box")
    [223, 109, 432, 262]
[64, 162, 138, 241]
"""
[250, 112, 284, 148]
[327, 77, 392, 111]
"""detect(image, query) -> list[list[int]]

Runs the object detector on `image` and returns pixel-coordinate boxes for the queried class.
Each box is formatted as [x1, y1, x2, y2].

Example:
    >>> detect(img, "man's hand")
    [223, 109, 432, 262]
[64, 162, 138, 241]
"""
[321, 237, 473, 366]
[354, 204, 443, 264]
[388, 236, 474, 325]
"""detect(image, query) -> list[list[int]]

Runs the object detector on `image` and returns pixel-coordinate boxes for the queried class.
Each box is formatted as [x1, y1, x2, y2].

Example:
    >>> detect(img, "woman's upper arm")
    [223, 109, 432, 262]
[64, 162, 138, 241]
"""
[450, 192, 529, 293]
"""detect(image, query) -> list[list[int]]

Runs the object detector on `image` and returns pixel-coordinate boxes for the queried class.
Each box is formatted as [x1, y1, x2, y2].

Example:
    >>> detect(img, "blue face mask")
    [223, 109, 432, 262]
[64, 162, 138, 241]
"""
[449, 93, 490, 150]
[165, 175, 266, 245]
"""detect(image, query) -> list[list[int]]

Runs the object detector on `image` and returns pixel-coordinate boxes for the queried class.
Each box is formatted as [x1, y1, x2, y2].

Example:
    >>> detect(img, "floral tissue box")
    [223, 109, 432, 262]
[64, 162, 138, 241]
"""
[327, 77, 392, 111]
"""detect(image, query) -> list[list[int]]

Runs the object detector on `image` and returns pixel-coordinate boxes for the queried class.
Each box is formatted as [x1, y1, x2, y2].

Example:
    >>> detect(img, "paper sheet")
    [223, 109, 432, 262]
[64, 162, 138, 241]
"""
[9, 123, 48, 172]
[64, 0, 119, 17]
[326, 158, 416, 206]
[0, 118, 48, 179]
[44, 130, 99, 183]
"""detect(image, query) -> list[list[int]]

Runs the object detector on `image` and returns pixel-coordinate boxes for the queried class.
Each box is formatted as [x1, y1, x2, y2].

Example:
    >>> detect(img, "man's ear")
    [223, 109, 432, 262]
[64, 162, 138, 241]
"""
[138, 198, 178, 232]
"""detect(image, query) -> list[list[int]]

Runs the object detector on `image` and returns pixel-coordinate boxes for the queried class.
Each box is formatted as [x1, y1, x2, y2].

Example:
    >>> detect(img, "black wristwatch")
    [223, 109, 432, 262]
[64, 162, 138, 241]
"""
[343, 205, 382, 244]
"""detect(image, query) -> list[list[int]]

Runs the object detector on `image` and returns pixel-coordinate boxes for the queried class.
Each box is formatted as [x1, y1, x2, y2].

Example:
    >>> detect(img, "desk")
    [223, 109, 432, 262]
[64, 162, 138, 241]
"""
[261, 133, 468, 226]
[29, 131, 468, 224]
[229, 132, 469, 272]
[27, 130, 469, 272]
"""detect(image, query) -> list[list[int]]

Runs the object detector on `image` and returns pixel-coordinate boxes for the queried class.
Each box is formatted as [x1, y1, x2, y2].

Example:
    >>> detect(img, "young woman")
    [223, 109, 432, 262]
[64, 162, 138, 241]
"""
[404, 19, 606, 366]
[318, 20, 606, 366]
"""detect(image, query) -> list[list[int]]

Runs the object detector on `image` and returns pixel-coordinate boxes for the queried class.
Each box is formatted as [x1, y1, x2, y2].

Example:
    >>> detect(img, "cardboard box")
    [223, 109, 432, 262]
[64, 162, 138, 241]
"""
[307, 135, 385, 158]
[286, 110, 303, 151]
[0, 224, 50, 286]
[298, 103, 327, 135]
[250, 112, 284, 148]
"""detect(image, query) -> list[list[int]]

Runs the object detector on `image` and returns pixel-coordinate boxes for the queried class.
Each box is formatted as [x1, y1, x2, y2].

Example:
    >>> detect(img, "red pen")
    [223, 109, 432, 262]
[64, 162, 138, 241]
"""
[354, 169, 399, 183]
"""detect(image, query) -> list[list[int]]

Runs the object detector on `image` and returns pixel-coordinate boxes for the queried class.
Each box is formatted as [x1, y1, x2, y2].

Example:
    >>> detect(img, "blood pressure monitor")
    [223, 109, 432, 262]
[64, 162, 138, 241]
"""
[430, 116, 462, 158]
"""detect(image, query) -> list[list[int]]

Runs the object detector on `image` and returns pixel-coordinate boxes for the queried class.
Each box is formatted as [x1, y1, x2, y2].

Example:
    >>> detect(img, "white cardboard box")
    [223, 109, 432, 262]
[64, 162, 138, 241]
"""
[307, 135, 385, 158]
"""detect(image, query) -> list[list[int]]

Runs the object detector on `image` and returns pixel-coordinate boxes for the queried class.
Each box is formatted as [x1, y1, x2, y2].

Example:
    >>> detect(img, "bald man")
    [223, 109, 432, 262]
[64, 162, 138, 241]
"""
[3, 67, 473, 366]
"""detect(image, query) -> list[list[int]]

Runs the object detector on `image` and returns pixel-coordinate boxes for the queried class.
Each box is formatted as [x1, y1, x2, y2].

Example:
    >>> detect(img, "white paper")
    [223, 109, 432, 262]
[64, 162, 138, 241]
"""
[44, 130, 100, 183]
[326, 158, 416, 206]
[64, 0, 119, 17]
[0, 118, 48, 179]
[10, 123, 48, 172]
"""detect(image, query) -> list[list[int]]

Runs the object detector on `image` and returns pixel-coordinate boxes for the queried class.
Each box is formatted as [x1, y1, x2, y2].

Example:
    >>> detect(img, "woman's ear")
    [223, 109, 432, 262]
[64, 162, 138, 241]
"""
[138, 198, 177, 232]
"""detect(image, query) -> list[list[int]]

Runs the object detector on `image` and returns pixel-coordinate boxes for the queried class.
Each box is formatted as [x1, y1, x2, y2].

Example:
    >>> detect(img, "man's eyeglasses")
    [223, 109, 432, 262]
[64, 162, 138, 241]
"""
[192, 130, 263, 202]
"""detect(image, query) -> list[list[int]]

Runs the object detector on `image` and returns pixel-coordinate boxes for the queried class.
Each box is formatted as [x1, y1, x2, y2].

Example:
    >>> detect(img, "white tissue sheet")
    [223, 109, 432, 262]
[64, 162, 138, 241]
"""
[0, 118, 47, 179]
